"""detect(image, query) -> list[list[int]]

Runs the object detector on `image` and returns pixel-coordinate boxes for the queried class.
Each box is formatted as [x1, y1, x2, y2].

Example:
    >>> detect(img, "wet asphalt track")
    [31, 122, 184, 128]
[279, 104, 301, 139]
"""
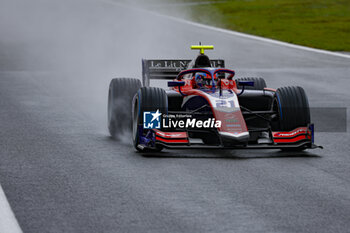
[0, 0, 350, 232]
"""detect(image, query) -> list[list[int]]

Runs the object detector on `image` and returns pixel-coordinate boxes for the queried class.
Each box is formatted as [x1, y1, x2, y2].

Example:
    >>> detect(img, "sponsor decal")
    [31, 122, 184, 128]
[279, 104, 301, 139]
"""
[143, 110, 162, 129]
[154, 130, 188, 138]
[143, 110, 221, 129]
[148, 60, 224, 72]
[150, 60, 189, 71]
[273, 127, 308, 137]
[225, 118, 239, 123]
[163, 118, 221, 128]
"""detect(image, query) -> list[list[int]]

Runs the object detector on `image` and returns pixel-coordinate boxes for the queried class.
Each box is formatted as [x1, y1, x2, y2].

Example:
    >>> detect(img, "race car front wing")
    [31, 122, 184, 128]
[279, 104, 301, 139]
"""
[136, 124, 322, 150]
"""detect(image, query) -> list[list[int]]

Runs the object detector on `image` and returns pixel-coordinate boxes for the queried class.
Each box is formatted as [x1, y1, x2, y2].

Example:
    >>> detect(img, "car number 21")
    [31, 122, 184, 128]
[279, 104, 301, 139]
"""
[215, 100, 235, 108]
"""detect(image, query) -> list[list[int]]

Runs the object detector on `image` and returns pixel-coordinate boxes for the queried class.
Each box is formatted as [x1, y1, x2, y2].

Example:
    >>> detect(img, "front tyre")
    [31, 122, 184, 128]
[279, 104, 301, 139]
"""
[272, 86, 311, 151]
[132, 87, 168, 152]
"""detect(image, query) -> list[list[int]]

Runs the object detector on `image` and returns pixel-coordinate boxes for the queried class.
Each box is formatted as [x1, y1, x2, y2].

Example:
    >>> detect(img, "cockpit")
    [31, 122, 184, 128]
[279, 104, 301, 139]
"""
[176, 69, 235, 90]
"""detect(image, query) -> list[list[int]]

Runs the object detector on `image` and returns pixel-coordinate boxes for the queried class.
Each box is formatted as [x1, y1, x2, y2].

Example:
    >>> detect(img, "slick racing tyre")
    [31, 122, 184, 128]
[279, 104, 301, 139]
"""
[272, 86, 310, 131]
[272, 86, 310, 151]
[235, 77, 267, 90]
[108, 78, 141, 138]
[132, 87, 168, 152]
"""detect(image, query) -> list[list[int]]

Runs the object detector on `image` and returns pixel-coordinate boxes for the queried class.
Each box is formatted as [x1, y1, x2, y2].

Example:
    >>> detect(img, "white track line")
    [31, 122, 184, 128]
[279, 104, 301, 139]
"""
[105, 0, 350, 59]
[0, 184, 22, 233]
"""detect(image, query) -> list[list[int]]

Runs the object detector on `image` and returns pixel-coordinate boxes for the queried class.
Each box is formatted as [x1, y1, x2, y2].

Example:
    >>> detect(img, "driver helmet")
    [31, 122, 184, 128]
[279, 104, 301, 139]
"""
[195, 72, 206, 88]
[197, 72, 217, 89]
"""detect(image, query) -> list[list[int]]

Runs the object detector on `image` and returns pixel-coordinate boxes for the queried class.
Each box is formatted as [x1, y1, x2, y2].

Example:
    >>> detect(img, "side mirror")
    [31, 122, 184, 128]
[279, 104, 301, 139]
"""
[238, 81, 254, 87]
[168, 81, 185, 87]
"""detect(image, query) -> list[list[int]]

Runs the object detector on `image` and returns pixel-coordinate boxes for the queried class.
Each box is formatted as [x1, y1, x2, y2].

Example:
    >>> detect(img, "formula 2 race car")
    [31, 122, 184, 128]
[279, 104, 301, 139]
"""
[108, 45, 322, 152]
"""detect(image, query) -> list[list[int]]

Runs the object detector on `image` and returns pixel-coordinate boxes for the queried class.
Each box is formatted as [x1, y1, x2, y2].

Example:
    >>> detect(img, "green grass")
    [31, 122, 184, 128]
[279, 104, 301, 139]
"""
[162, 0, 350, 51]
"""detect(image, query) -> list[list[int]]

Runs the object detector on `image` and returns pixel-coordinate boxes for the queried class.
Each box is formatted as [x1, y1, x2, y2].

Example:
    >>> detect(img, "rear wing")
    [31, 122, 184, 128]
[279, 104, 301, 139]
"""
[142, 59, 225, 86]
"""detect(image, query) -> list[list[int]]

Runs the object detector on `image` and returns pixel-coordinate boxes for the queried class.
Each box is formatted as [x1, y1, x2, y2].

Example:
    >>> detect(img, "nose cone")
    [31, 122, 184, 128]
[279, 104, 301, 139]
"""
[219, 131, 250, 146]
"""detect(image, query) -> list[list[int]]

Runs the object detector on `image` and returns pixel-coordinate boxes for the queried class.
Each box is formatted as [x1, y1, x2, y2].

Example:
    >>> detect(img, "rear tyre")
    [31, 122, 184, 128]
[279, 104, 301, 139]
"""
[272, 86, 310, 151]
[108, 78, 141, 139]
[132, 87, 168, 152]
[235, 77, 267, 90]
